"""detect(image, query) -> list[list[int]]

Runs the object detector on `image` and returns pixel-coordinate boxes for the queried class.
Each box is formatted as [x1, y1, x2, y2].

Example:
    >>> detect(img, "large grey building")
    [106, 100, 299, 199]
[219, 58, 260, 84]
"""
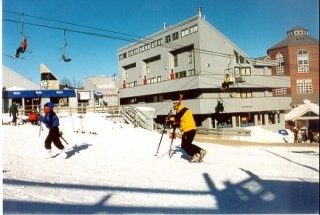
[117, 8, 291, 131]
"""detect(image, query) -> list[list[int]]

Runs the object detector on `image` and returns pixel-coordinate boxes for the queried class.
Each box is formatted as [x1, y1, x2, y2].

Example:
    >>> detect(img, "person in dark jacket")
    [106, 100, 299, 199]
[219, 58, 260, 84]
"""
[9, 102, 18, 126]
[167, 98, 207, 163]
[38, 102, 67, 158]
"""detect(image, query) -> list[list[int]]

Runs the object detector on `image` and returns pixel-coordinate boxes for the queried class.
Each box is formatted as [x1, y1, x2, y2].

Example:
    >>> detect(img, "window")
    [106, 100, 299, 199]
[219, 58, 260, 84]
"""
[276, 53, 285, 74]
[172, 32, 179, 41]
[239, 55, 245, 64]
[234, 50, 239, 64]
[189, 25, 198, 33]
[165, 35, 171, 43]
[175, 71, 186, 79]
[235, 89, 252, 98]
[187, 69, 195, 76]
[133, 48, 138, 55]
[234, 67, 251, 75]
[157, 76, 162, 82]
[275, 88, 288, 95]
[144, 44, 150, 51]
[174, 55, 178, 67]
[157, 38, 163, 46]
[188, 51, 193, 64]
[297, 79, 313, 94]
[181, 28, 189, 37]
[139, 46, 144, 53]
[149, 77, 157, 84]
[297, 50, 309, 73]
[151, 41, 156, 48]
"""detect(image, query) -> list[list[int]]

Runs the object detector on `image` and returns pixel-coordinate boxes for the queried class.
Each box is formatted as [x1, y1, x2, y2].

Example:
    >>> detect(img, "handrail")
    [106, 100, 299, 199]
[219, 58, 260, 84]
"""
[197, 127, 251, 136]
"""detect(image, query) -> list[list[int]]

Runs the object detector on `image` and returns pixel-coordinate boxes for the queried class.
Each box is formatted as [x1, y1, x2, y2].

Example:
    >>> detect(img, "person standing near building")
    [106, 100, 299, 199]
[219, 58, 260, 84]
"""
[37, 102, 67, 158]
[167, 95, 207, 162]
[293, 127, 298, 143]
[9, 102, 18, 126]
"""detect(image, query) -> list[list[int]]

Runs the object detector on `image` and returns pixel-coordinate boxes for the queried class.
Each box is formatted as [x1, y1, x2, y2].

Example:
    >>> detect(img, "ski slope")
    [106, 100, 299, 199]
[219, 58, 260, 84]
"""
[2, 112, 319, 214]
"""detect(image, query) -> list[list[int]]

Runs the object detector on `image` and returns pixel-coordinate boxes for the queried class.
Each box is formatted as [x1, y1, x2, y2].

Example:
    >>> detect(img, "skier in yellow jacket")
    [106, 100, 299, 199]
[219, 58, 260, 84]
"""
[168, 100, 207, 162]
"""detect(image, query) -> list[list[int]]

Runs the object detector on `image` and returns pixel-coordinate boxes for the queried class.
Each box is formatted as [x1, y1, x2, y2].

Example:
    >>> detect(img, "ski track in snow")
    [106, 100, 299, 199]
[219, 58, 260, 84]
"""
[2, 112, 319, 214]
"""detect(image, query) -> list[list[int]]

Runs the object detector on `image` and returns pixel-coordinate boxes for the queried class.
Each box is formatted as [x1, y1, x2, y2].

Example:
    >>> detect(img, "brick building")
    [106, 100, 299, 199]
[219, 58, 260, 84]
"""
[267, 27, 319, 106]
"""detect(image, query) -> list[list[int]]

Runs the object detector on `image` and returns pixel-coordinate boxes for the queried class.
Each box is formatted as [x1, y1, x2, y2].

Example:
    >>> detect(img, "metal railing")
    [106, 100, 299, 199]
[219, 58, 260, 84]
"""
[197, 127, 251, 137]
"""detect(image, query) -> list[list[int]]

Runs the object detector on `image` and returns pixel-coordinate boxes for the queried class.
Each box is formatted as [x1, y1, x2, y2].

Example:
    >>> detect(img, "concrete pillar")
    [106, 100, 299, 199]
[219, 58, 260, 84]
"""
[232, 116, 237, 128]
[22, 98, 25, 115]
[254, 114, 259, 125]
[214, 118, 218, 128]
[264, 113, 269, 125]
[274, 112, 279, 124]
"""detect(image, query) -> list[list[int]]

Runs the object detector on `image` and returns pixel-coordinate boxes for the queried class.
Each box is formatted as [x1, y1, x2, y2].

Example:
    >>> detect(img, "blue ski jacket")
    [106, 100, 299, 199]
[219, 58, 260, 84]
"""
[38, 111, 60, 129]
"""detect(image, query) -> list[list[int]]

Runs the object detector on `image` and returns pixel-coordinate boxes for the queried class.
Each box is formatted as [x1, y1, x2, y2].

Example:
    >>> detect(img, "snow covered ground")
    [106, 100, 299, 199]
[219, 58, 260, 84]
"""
[2, 112, 319, 214]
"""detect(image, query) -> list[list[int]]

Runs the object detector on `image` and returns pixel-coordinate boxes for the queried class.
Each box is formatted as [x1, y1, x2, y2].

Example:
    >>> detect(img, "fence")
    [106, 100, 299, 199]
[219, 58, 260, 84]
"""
[197, 127, 251, 137]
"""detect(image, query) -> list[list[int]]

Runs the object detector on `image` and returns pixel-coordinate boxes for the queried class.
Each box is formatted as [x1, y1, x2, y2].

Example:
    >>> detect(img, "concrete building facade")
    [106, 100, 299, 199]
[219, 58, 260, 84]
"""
[118, 10, 290, 130]
[83, 75, 119, 107]
[117, 9, 291, 131]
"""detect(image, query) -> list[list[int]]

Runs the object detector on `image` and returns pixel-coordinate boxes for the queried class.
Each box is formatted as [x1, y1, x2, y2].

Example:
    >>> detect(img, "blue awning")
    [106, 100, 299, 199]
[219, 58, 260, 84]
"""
[94, 91, 103, 97]
[3, 89, 76, 99]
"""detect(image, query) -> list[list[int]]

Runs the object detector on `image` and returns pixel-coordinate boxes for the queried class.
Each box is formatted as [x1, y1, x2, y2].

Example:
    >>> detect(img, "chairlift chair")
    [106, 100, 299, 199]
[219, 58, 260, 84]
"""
[60, 30, 72, 62]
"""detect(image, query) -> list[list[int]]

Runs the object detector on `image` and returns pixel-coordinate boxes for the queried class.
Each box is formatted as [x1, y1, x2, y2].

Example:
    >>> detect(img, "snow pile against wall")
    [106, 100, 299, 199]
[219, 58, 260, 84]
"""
[231, 126, 288, 143]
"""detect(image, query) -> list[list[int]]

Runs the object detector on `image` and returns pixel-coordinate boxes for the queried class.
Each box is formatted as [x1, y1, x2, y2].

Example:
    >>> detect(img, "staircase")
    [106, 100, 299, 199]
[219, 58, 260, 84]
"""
[120, 106, 156, 130]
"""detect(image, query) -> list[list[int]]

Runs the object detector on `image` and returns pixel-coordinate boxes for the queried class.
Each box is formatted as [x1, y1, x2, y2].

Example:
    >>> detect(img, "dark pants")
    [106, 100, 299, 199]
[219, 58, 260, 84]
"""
[45, 126, 64, 150]
[181, 129, 202, 157]
[12, 113, 17, 124]
[222, 82, 229, 89]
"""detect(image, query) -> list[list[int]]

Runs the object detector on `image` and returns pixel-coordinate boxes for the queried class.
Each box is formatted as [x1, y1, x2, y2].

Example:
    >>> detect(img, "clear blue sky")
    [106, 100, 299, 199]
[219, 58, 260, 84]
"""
[2, 0, 319, 87]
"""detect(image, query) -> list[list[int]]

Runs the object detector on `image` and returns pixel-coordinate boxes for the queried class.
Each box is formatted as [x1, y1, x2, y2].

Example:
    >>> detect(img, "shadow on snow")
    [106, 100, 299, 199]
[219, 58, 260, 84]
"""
[3, 168, 319, 214]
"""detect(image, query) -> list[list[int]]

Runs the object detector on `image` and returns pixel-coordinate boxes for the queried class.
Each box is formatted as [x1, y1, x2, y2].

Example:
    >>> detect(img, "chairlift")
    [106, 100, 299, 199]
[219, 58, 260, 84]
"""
[7, 14, 30, 60]
[224, 56, 235, 85]
[60, 30, 72, 62]
[223, 56, 246, 88]
[233, 59, 246, 84]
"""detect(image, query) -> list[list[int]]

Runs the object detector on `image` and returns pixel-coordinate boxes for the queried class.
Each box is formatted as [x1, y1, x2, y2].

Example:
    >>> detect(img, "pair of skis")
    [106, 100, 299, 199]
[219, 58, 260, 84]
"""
[154, 122, 177, 157]
[155, 94, 183, 157]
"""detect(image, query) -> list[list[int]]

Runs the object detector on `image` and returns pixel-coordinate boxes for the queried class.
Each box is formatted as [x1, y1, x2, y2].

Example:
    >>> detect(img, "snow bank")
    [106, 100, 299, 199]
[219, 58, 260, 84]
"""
[230, 126, 287, 143]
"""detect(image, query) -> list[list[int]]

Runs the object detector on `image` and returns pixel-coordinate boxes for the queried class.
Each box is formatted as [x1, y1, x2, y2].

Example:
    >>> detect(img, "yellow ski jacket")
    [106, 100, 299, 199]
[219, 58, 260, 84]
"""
[175, 103, 196, 133]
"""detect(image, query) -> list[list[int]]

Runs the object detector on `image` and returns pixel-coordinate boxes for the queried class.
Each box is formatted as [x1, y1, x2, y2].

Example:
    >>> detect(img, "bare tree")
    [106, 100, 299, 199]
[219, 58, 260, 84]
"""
[60, 78, 72, 87]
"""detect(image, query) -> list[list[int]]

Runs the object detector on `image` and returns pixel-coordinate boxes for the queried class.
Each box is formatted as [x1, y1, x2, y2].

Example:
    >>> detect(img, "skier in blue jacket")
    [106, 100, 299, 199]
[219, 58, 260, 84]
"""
[38, 102, 66, 158]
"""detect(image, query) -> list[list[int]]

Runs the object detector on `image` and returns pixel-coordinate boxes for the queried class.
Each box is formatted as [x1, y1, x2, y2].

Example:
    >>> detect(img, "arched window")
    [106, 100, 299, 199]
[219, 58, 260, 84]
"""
[276, 52, 284, 74]
[297, 50, 309, 73]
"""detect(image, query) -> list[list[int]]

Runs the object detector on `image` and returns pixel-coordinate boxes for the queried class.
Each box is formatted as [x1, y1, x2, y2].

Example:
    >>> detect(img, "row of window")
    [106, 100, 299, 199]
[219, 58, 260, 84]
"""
[123, 69, 196, 88]
[119, 24, 198, 60]
[275, 78, 313, 95]
[297, 79, 313, 94]
[275, 49, 310, 74]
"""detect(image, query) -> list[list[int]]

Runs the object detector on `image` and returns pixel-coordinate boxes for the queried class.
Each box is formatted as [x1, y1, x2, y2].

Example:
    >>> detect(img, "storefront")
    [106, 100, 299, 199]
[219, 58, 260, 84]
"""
[3, 89, 76, 115]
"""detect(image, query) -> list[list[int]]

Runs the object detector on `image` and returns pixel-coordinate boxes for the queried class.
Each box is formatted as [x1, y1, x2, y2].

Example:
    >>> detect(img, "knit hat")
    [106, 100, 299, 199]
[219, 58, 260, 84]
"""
[44, 102, 54, 109]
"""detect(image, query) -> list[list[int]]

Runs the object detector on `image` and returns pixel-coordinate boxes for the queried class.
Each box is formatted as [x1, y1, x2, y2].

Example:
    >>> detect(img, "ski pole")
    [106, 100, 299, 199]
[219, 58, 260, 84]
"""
[168, 126, 177, 157]
[59, 131, 69, 145]
[155, 109, 172, 156]
[39, 121, 43, 137]
[155, 124, 167, 156]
